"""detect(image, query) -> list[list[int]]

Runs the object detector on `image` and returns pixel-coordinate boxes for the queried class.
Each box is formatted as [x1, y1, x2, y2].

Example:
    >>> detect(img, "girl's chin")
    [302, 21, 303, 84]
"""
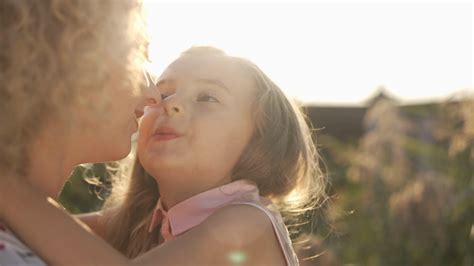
[143, 160, 184, 175]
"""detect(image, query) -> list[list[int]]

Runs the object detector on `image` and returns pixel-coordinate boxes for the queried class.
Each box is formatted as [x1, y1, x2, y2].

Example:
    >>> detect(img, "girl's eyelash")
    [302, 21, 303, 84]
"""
[197, 93, 219, 102]
[160, 92, 219, 102]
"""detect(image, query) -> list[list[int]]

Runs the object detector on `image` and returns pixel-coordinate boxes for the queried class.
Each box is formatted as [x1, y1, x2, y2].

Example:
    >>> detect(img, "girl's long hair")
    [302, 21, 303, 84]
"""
[103, 46, 328, 258]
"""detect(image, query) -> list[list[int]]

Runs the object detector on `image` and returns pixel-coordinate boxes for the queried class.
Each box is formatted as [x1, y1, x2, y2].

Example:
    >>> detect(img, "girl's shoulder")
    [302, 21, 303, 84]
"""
[196, 204, 288, 264]
[205, 203, 278, 237]
[0, 224, 46, 266]
[197, 202, 299, 265]
[135, 204, 290, 266]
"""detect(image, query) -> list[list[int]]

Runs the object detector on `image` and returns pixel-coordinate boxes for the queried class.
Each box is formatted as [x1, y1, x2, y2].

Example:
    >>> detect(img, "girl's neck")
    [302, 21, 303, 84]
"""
[156, 174, 232, 210]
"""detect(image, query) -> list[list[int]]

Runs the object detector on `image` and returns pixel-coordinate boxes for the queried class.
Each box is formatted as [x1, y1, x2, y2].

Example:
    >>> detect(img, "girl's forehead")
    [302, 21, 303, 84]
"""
[161, 55, 254, 88]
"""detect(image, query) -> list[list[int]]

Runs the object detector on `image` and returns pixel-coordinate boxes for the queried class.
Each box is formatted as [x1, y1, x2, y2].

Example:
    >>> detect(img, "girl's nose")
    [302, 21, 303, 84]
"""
[135, 71, 161, 118]
[163, 94, 183, 116]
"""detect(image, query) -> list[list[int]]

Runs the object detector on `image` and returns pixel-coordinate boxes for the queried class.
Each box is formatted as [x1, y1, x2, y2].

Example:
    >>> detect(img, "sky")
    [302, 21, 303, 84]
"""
[143, 0, 473, 105]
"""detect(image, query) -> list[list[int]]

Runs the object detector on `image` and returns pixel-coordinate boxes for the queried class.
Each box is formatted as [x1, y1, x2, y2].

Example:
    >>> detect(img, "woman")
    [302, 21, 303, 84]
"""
[0, 0, 159, 264]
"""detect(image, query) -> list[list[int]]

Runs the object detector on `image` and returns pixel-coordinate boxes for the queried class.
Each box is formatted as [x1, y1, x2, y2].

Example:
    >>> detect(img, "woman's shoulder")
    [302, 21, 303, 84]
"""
[0, 224, 46, 266]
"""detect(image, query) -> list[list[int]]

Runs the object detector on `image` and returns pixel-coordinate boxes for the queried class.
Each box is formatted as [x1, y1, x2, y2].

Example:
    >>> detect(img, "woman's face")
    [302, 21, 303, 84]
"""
[77, 72, 160, 163]
[28, 71, 161, 198]
[138, 54, 255, 188]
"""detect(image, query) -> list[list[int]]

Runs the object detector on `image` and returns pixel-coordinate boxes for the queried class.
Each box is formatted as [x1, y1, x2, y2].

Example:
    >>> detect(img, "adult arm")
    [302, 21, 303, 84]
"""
[0, 178, 285, 266]
[76, 212, 107, 240]
[0, 178, 127, 266]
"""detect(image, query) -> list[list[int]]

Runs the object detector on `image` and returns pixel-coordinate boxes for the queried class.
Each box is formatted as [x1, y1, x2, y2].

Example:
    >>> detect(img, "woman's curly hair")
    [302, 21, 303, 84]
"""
[0, 0, 148, 176]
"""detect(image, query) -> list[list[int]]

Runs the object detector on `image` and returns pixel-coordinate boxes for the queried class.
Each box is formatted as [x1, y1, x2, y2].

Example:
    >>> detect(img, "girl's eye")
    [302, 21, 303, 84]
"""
[161, 94, 169, 100]
[197, 93, 219, 103]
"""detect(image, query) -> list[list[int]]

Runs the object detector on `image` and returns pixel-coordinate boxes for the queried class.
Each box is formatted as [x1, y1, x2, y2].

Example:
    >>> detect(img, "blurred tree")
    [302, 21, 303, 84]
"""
[59, 163, 112, 214]
[319, 95, 474, 266]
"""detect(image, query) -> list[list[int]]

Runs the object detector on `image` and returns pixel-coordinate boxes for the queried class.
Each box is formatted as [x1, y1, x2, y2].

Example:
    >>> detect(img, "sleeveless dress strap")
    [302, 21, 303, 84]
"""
[230, 201, 299, 266]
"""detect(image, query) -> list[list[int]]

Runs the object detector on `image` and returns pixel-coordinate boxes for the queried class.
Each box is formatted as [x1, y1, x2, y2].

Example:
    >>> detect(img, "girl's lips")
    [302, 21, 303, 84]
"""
[151, 127, 182, 141]
[152, 133, 180, 141]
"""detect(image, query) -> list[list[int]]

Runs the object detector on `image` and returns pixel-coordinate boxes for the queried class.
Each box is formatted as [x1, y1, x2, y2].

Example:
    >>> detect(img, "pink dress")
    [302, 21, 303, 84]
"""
[148, 179, 299, 265]
[0, 223, 46, 265]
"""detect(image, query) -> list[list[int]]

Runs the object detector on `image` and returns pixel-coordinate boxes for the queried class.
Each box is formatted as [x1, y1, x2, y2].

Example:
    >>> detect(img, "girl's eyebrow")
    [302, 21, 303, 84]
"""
[156, 78, 231, 94]
[195, 78, 230, 94]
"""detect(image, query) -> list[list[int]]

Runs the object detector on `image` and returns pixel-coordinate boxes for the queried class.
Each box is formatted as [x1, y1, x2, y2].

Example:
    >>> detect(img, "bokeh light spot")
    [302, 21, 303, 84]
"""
[228, 250, 247, 264]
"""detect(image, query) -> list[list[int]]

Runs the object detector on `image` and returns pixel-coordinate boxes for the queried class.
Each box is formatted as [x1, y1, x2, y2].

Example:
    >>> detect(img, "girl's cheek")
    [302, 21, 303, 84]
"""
[138, 116, 153, 141]
[139, 107, 165, 140]
[141, 107, 160, 125]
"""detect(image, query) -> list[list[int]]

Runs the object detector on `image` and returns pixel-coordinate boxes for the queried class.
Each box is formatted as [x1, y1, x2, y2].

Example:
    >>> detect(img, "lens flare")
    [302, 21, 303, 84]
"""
[228, 250, 247, 264]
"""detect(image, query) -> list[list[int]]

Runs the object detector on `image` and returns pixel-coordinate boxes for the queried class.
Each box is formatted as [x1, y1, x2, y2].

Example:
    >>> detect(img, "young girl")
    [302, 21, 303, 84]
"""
[1, 46, 327, 265]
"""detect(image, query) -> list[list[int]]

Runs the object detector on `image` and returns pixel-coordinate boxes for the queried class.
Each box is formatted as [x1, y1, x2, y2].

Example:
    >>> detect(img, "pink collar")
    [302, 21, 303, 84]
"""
[148, 179, 259, 242]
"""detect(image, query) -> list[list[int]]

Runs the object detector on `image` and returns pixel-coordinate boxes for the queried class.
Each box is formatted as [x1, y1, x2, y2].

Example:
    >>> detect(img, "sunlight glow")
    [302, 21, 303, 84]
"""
[144, 1, 472, 105]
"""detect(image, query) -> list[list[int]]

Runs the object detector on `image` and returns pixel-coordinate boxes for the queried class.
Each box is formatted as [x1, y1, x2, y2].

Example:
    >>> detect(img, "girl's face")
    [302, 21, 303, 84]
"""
[138, 54, 255, 187]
